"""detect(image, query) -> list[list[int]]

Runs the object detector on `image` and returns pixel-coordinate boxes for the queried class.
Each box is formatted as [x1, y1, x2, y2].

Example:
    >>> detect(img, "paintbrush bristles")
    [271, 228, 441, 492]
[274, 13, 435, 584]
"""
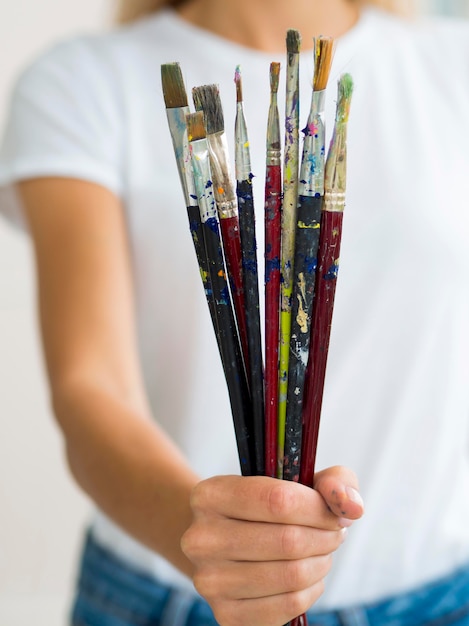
[192, 84, 225, 135]
[161, 62, 188, 108]
[325, 73, 354, 200]
[186, 111, 206, 142]
[336, 73, 354, 123]
[313, 37, 335, 92]
[286, 29, 301, 54]
[270, 62, 280, 94]
[234, 66, 243, 103]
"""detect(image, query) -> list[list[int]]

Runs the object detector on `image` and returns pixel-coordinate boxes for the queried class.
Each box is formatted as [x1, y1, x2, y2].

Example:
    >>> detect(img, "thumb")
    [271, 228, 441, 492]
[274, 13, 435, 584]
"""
[313, 465, 364, 522]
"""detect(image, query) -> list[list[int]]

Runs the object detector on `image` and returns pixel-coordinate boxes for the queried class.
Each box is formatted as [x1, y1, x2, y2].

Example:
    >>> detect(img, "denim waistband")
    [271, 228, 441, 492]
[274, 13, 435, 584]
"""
[71, 531, 469, 626]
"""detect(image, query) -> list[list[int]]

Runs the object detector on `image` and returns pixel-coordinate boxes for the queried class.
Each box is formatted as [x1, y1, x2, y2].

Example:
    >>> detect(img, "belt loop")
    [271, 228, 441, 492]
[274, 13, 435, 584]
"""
[338, 606, 371, 626]
[159, 588, 197, 626]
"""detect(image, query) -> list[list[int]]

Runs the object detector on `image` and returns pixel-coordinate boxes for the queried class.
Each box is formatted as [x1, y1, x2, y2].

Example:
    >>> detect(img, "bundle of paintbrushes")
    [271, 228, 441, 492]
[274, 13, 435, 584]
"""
[162, 32, 353, 624]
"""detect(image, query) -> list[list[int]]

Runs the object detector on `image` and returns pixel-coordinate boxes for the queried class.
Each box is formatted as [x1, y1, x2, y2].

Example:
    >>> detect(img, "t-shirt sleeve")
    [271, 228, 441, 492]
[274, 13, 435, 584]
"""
[0, 36, 124, 228]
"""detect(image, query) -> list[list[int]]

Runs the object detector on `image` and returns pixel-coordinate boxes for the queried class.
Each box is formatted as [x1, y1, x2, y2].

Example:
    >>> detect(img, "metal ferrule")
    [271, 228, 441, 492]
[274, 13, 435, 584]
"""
[166, 107, 197, 206]
[189, 137, 217, 223]
[266, 94, 281, 167]
[235, 103, 251, 182]
[324, 191, 346, 212]
[207, 132, 238, 218]
[298, 90, 326, 197]
[324, 122, 348, 212]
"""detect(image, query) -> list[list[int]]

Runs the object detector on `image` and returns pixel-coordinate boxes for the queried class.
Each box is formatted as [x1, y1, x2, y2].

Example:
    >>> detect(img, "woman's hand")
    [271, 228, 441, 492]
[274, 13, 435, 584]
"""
[182, 467, 364, 626]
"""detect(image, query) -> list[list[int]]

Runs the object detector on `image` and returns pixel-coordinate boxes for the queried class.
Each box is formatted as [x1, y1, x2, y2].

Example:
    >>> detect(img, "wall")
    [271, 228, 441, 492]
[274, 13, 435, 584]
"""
[0, 3, 111, 625]
[0, 1, 467, 625]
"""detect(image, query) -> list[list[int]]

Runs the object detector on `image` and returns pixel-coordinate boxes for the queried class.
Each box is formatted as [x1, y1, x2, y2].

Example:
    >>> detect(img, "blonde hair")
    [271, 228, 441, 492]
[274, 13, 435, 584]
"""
[116, 0, 413, 24]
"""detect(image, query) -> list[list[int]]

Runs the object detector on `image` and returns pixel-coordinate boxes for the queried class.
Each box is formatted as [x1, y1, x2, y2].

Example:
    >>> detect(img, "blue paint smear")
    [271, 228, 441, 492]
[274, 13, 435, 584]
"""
[220, 286, 230, 305]
[190, 194, 198, 201]
[303, 256, 317, 273]
[238, 190, 253, 202]
[324, 264, 339, 280]
[205, 180, 213, 189]
[189, 219, 200, 233]
[206, 217, 219, 234]
[265, 257, 280, 281]
[243, 259, 258, 274]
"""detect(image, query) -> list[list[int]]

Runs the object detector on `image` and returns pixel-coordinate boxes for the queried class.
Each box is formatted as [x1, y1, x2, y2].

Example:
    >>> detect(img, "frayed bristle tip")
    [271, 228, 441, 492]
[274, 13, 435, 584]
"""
[192, 84, 224, 135]
[337, 74, 354, 122]
[286, 29, 301, 54]
[234, 66, 243, 103]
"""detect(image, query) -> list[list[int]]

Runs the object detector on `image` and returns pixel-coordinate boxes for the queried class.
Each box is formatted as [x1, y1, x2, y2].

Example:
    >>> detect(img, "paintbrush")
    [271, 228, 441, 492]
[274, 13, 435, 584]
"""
[278, 29, 301, 478]
[264, 61, 282, 479]
[283, 37, 334, 483]
[234, 66, 265, 476]
[187, 111, 255, 477]
[300, 73, 354, 488]
[161, 63, 221, 359]
[192, 84, 251, 380]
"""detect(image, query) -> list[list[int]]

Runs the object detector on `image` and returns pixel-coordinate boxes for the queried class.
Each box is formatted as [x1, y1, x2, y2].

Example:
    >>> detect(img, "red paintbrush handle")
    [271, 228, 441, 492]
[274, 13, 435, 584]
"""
[264, 163, 282, 478]
[300, 210, 344, 488]
[219, 216, 250, 373]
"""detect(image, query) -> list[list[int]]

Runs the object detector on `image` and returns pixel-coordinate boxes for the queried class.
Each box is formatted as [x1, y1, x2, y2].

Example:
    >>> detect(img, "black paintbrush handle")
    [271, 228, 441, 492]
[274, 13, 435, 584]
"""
[283, 194, 322, 482]
[237, 178, 265, 476]
[187, 205, 222, 357]
[203, 216, 255, 476]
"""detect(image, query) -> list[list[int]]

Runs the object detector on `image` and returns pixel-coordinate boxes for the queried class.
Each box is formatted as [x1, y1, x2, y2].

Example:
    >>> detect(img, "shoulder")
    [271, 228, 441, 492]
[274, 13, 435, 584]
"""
[15, 10, 180, 94]
[353, 8, 469, 100]
[363, 8, 469, 65]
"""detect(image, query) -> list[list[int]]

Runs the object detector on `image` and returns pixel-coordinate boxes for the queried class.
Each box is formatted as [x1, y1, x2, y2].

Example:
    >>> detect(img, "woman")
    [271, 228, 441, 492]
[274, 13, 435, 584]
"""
[1, 0, 469, 624]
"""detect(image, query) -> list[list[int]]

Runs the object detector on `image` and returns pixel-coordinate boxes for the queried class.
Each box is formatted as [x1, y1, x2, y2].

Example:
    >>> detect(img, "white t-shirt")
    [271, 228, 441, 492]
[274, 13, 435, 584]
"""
[1, 5, 469, 611]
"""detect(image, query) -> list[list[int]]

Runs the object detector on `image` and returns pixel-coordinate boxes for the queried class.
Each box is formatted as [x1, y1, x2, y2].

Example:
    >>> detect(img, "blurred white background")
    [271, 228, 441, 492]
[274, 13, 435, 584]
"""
[0, 1, 467, 625]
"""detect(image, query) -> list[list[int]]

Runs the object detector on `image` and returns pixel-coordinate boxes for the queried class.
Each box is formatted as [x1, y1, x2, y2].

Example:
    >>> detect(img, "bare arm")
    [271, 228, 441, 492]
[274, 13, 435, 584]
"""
[19, 178, 198, 576]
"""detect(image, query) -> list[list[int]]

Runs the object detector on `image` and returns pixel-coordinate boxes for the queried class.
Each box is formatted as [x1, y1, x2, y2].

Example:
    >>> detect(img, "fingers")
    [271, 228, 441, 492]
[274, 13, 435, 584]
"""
[193, 554, 334, 600]
[184, 470, 363, 625]
[313, 466, 365, 521]
[183, 517, 347, 562]
[209, 582, 325, 626]
[190, 475, 341, 530]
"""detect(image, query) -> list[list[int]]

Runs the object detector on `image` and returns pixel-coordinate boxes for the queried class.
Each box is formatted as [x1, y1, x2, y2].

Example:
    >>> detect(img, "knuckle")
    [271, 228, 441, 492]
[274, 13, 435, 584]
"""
[268, 482, 295, 518]
[190, 479, 214, 513]
[280, 525, 303, 558]
[213, 601, 239, 626]
[283, 559, 311, 591]
[180, 527, 198, 560]
[180, 523, 210, 561]
[317, 554, 334, 578]
[284, 590, 310, 618]
[192, 569, 219, 600]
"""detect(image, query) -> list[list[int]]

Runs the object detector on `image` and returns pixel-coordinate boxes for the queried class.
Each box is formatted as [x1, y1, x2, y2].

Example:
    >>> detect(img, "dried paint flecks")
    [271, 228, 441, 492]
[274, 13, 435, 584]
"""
[265, 257, 280, 282]
[324, 261, 340, 280]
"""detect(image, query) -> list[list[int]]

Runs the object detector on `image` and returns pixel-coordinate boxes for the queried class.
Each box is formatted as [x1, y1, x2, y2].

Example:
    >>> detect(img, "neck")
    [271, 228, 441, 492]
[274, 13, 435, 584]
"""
[177, 0, 360, 53]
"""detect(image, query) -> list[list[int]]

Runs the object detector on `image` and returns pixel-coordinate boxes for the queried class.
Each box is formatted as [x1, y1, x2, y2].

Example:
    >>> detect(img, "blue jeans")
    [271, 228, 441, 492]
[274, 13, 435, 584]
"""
[71, 532, 469, 626]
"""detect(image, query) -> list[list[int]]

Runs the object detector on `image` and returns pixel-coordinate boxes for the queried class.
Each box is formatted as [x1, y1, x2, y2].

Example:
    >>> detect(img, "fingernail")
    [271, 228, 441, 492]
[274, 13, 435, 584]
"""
[345, 487, 364, 508]
[338, 517, 354, 528]
[340, 527, 348, 542]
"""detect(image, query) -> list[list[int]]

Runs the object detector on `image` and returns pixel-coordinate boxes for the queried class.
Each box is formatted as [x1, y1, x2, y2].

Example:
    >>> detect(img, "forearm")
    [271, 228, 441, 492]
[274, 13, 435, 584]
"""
[53, 381, 198, 577]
